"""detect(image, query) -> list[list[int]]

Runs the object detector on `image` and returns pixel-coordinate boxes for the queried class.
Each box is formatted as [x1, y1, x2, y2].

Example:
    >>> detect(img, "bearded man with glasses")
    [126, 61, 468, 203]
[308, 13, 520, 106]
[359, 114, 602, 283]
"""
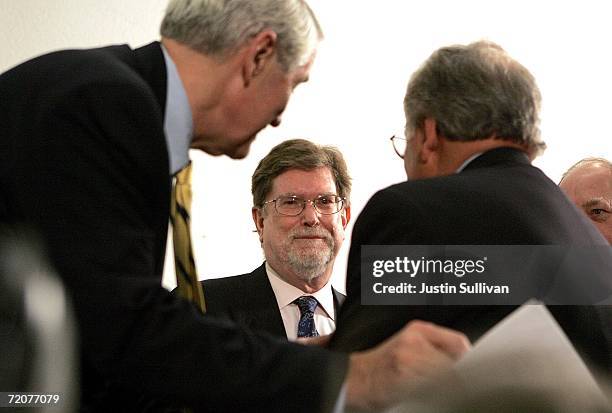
[201, 139, 351, 341]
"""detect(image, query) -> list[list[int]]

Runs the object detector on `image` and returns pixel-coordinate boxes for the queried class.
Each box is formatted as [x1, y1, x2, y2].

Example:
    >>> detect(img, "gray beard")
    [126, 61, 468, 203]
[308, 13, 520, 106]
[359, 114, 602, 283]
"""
[286, 239, 334, 282]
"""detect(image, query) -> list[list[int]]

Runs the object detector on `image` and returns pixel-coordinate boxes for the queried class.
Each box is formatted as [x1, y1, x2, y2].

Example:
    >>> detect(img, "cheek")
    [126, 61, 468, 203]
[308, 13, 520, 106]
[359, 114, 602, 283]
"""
[327, 220, 346, 244]
[263, 219, 295, 243]
[596, 220, 612, 232]
[270, 83, 291, 110]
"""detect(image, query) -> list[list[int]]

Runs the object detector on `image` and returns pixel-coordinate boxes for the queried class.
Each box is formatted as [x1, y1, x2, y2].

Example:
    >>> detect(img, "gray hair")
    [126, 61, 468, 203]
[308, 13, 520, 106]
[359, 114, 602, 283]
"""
[559, 157, 612, 184]
[404, 40, 545, 156]
[160, 0, 323, 71]
[252, 139, 351, 208]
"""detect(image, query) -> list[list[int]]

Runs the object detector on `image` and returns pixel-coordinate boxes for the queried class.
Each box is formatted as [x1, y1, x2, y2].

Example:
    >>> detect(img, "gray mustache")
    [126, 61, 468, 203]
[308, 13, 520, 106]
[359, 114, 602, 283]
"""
[289, 229, 332, 241]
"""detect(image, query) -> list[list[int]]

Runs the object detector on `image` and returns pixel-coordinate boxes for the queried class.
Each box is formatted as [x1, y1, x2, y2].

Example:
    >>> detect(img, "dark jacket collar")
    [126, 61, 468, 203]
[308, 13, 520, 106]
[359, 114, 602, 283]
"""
[462, 147, 531, 172]
[132, 41, 167, 118]
[101, 41, 167, 117]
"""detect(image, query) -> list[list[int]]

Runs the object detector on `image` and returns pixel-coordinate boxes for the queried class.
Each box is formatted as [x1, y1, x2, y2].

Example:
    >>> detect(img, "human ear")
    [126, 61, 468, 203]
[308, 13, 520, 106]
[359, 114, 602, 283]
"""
[419, 117, 440, 163]
[341, 205, 351, 228]
[252, 207, 265, 243]
[242, 30, 277, 87]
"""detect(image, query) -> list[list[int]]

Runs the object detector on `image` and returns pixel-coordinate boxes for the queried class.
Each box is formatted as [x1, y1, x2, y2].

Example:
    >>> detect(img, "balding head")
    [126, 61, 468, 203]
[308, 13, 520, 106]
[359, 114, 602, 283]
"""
[559, 158, 612, 244]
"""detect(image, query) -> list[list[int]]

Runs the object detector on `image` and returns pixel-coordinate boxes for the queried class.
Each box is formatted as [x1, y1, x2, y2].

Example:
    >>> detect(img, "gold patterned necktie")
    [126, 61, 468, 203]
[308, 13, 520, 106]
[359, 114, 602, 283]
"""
[171, 162, 206, 313]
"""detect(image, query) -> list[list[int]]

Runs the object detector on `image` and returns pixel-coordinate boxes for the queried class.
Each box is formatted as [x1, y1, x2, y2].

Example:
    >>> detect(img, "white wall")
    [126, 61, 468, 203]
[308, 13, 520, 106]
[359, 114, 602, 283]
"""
[3, 1, 611, 292]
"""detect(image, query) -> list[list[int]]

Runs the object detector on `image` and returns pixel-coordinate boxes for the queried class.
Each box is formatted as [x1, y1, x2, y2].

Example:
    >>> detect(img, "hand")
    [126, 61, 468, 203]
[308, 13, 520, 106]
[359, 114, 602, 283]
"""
[345, 320, 470, 411]
[295, 334, 332, 347]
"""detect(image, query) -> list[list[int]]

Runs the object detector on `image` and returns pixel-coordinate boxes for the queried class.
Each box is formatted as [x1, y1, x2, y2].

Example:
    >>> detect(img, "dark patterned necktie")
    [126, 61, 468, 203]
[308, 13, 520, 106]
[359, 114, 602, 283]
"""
[295, 296, 319, 338]
[170, 162, 206, 313]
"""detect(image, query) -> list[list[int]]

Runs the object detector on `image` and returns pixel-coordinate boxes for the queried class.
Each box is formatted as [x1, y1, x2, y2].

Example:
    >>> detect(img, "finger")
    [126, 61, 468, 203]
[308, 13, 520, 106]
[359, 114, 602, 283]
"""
[405, 320, 471, 359]
[295, 334, 332, 347]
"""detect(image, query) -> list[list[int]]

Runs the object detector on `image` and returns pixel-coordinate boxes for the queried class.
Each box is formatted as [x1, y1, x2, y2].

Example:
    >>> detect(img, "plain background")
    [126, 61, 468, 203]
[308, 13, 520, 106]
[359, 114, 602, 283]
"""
[2, 1, 611, 292]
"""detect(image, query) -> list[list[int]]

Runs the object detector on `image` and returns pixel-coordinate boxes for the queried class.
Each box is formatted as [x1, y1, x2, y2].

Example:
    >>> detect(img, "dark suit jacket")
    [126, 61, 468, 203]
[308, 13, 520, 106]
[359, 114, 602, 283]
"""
[203, 263, 346, 338]
[330, 148, 612, 371]
[0, 42, 347, 412]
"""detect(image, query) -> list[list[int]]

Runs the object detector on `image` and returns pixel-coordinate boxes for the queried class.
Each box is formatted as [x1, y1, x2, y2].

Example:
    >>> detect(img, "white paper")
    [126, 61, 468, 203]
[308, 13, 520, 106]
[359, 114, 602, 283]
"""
[455, 300, 608, 406]
[384, 302, 611, 413]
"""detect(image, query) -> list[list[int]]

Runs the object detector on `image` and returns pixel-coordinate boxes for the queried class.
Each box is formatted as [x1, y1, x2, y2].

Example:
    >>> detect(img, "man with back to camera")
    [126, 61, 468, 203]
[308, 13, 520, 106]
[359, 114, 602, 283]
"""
[203, 139, 350, 340]
[330, 40, 612, 372]
[560, 158, 612, 244]
[0, 0, 470, 411]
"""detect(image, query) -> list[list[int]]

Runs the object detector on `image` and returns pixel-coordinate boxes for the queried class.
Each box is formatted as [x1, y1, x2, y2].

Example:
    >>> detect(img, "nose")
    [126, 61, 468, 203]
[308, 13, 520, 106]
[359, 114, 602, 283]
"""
[301, 201, 320, 227]
[270, 114, 282, 127]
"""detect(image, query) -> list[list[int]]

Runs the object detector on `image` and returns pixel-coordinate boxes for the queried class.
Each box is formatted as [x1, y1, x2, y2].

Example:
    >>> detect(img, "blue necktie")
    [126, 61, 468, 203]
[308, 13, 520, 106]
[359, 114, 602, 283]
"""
[295, 296, 319, 338]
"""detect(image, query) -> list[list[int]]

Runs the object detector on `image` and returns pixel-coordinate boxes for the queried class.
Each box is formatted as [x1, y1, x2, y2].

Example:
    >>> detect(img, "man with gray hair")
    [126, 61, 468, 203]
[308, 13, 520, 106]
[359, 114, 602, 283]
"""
[330, 41, 612, 373]
[559, 158, 612, 244]
[203, 139, 351, 340]
[0, 1, 469, 412]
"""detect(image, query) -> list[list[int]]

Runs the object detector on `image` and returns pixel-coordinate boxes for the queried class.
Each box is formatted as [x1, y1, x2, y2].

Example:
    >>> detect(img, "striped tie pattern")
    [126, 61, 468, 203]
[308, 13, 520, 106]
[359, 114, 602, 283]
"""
[295, 296, 319, 338]
[171, 162, 206, 313]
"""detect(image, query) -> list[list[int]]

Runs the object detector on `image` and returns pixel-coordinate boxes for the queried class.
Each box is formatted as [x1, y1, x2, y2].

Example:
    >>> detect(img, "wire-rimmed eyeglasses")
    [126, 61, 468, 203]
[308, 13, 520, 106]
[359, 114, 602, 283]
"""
[262, 195, 346, 216]
[390, 135, 407, 159]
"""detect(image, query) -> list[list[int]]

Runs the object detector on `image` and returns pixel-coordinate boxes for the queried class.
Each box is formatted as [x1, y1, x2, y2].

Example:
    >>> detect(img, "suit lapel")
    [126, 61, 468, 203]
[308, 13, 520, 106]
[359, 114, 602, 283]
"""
[332, 288, 346, 318]
[102, 42, 167, 116]
[240, 264, 287, 338]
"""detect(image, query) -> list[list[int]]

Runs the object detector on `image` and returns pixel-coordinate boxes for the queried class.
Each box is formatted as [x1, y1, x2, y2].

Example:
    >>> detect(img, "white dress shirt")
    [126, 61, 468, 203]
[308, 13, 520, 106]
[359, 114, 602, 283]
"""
[265, 262, 337, 341]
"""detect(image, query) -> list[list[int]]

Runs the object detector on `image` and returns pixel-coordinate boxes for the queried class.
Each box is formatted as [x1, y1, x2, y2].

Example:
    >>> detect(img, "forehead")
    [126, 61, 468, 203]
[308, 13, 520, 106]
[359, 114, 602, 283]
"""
[269, 167, 336, 197]
[563, 165, 612, 202]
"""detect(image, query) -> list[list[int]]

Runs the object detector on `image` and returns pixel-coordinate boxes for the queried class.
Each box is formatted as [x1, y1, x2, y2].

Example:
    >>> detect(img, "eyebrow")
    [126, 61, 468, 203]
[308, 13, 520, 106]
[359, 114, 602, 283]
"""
[278, 192, 336, 198]
[582, 197, 611, 209]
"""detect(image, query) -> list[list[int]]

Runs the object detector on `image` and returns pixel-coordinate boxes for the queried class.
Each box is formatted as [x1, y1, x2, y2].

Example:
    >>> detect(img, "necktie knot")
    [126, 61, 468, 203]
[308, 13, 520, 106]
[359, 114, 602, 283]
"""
[294, 296, 319, 338]
[174, 162, 192, 185]
[295, 296, 318, 314]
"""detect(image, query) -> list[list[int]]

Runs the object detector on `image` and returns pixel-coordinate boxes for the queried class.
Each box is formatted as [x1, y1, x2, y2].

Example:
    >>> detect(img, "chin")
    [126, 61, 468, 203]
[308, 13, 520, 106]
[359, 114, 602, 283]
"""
[227, 138, 256, 159]
[191, 141, 223, 157]
[227, 146, 250, 160]
[198, 142, 250, 159]
[205, 149, 224, 157]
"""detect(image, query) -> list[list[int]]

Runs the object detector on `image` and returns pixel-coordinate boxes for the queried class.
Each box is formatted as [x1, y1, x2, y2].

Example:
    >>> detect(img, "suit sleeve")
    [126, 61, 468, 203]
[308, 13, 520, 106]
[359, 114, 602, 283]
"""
[15, 75, 347, 412]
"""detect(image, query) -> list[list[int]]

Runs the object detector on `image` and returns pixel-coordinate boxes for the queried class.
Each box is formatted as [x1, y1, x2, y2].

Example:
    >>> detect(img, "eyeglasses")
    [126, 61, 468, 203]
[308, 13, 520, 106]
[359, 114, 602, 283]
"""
[390, 135, 407, 159]
[262, 195, 346, 216]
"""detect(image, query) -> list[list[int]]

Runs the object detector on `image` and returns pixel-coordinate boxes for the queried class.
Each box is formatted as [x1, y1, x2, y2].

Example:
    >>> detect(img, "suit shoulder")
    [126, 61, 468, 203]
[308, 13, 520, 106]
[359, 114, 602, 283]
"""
[203, 268, 268, 296]
[5, 45, 132, 80]
[4, 45, 154, 105]
[202, 268, 270, 314]
[359, 181, 425, 221]
[203, 273, 257, 290]
[352, 181, 434, 245]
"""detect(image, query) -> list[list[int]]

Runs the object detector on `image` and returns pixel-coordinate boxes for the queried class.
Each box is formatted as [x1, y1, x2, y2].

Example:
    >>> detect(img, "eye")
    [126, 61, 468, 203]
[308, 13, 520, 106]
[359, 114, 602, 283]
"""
[589, 208, 610, 222]
[317, 196, 331, 205]
[280, 196, 300, 206]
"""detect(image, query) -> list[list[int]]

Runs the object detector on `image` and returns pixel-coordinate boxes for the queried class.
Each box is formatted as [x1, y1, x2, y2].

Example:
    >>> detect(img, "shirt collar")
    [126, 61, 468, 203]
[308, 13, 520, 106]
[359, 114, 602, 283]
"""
[265, 262, 336, 320]
[456, 152, 484, 173]
[161, 44, 193, 175]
